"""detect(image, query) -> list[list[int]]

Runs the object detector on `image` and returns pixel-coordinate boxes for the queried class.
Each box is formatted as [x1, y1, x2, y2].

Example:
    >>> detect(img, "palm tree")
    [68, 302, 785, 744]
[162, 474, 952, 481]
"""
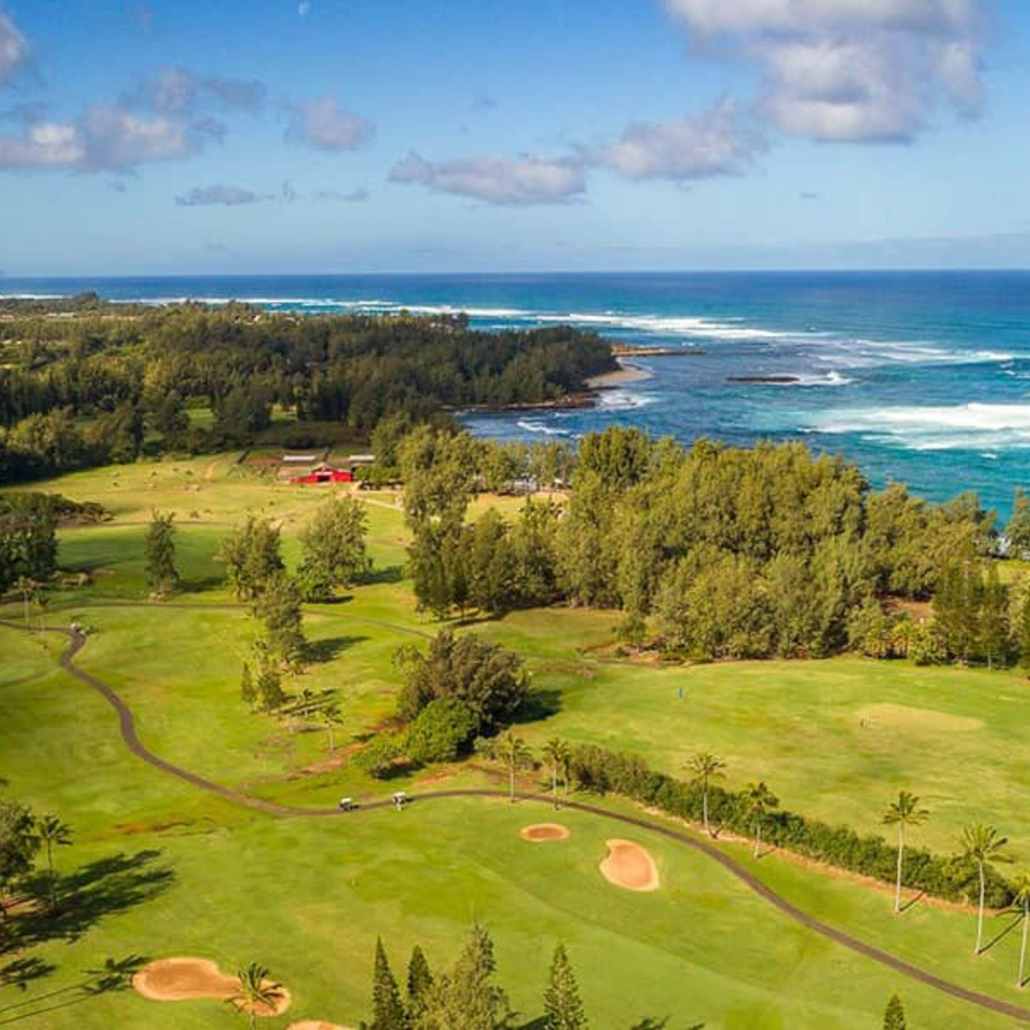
[35, 588, 49, 635]
[499, 730, 533, 803]
[883, 791, 929, 914]
[961, 824, 1011, 955]
[687, 752, 726, 837]
[37, 815, 72, 911]
[228, 962, 284, 1030]
[744, 782, 779, 859]
[14, 576, 35, 628]
[1013, 871, 1030, 987]
[319, 702, 343, 751]
[542, 738, 570, 810]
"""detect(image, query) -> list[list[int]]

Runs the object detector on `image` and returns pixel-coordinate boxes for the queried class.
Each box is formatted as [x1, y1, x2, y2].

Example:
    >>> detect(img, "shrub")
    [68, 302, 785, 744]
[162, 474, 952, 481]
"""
[405, 699, 477, 765]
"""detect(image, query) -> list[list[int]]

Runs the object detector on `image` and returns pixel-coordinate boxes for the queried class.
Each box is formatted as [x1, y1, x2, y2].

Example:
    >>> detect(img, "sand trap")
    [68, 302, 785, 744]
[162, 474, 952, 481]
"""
[288, 1022, 354, 1030]
[520, 823, 570, 842]
[133, 957, 290, 1016]
[600, 839, 660, 891]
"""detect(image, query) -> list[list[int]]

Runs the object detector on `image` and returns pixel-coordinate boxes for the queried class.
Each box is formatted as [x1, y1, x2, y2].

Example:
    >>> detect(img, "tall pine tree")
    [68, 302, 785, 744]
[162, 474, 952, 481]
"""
[371, 938, 407, 1030]
[980, 563, 1007, 670]
[883, 993, 906, 1029]
[406, 945, 433, 1020]
[543, 943, 587, 1030]
[144, 510, 178, 595]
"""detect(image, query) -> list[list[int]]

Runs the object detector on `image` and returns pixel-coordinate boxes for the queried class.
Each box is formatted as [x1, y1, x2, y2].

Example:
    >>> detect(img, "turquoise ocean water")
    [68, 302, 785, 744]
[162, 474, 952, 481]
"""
[3, 271, 1029, 516]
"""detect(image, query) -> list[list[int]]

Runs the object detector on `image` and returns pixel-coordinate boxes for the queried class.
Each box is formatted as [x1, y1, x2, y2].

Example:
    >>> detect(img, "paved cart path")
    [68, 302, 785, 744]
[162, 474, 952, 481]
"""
[5, 618, 1030, 1024]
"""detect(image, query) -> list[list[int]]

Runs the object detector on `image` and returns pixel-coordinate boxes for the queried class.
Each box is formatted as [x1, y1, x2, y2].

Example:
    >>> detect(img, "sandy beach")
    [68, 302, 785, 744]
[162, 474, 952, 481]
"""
[586, 360, 652, 389]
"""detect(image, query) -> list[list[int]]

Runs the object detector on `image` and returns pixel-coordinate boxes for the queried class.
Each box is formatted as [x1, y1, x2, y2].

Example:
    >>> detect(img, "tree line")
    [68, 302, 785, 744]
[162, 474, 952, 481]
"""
[403, 425, 1028, 664]
[0, 298, 614, 482]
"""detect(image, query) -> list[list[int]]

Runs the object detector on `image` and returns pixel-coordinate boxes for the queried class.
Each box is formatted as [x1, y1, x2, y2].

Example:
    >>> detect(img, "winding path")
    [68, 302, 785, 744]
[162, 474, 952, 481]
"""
[5, 618, 1030, 1023]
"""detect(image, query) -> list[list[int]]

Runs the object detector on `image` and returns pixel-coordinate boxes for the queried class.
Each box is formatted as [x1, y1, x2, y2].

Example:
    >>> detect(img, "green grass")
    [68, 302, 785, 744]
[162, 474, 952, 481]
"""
[2, 455, 1030, 1028]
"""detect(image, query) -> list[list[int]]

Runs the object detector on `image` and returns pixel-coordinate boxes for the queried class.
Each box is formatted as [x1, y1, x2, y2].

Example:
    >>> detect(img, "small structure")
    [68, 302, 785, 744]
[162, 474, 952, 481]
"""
[289, 464, 354, 486]
[392, 791, 408, 810]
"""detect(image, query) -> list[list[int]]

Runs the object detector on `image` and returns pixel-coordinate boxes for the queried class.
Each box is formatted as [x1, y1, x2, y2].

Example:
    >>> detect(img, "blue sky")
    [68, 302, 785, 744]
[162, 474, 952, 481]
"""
[1, 0, 1029, 274]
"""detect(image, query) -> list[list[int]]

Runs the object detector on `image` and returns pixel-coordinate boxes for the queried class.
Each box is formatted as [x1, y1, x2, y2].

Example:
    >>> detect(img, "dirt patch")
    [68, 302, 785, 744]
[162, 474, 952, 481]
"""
[132, 957, 291, 1016]
[520, 823, 570, 842]
[599, 839, 659, 891]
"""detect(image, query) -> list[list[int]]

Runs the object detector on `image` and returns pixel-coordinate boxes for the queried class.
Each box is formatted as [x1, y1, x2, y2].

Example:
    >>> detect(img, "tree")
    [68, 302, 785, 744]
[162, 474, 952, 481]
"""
[371, 938, 407, 1030]
[318, 701, 344, 751]
[961, 824, 1011, 954]
[255, 654, 285, 712]
[227, 962, 284, 1030]
[298, 496, 371, 600]
[36, 814, 72, 911]
[543, 943, 587, 1030]
[414, 924, 513, 1030]
[1013, 871, 1030, 988]
[499, 730, 533, 803]
[883, 791, 929, 914]
[240, 663, 257, 710]
[1019, 587, 1030, 678]
[469, 509, 517, 615]
[743, 782, 778, 859]
[1007, 488, 1030, 560]
[144, 510, 178, 595]
[254, 571, 306, 667]
[980, 562, 1007, 669]
[542, 738, 570, 810]
[217, 517, 283, 601]
[406, 698, 477, 766]
[0, 795, 37, 927]
[883, 993, 906, 1029]
[34, 587, 49, 634]
[394, 630, 528, 733]
[407, 944, 433, 1020]
[687, 752, 726, 837]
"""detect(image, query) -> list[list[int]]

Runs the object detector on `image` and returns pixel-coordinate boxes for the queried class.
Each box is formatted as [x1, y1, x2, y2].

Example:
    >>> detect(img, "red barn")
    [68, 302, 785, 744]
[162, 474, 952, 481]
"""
[290, 464, 354, 485]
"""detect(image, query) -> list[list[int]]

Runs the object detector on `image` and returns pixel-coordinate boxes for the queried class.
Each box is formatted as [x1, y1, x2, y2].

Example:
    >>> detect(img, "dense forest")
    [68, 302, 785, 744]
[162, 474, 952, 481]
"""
[402, 425, 1030, 665]
[0, 295, 615, 482]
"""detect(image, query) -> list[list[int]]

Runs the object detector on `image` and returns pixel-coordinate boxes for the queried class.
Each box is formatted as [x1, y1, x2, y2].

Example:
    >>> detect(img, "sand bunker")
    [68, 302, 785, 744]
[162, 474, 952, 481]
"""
[288, 1022, 354, 1030]
[599, 839, 660, 891]
[133, 957, 291, 1016]
[520, 823, 570, 842]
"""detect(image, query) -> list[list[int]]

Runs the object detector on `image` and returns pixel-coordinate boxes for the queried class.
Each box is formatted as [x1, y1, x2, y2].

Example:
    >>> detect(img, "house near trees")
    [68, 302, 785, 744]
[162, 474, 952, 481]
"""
[289, 464, 354, 485]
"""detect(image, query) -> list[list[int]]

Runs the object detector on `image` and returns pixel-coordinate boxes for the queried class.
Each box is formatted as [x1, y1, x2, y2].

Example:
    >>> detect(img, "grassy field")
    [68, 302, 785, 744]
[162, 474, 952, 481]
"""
[3, 454, 1030, 1028]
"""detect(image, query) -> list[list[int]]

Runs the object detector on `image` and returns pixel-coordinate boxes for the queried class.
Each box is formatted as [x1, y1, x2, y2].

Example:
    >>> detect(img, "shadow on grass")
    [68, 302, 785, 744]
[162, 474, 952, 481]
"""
[179, 574, 224, 593]
[980, 912, 1023, 955]
[0, 954, 147, 1024]
[8, 850, 174, 952]
[512, 688, 562, 724]
[362, 565, 404, 586]
[0, 957, 54, 993]
[899, 890, 925, 914]
[305, 635, 369, 664]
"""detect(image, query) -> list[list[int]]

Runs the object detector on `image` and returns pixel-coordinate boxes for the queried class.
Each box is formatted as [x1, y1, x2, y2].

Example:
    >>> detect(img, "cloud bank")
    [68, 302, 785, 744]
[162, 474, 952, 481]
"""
[0, 10, 27, 87]
[663, 0, 986, 142]
[286, 95, 374, 151]
[389, 152, 586, 205]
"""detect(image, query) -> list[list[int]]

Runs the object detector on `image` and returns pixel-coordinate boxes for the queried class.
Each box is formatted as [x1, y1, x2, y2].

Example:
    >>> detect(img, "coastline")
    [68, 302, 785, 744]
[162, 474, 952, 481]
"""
[585, 359, 653, 390]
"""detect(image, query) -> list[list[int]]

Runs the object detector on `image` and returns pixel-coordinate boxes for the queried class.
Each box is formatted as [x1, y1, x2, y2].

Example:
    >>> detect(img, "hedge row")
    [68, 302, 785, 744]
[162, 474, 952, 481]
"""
[567, 744, 1013, 908]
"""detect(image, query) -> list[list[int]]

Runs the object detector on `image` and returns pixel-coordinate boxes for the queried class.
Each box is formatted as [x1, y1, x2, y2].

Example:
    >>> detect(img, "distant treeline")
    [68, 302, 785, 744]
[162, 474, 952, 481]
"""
[403, 425, 1030, 664]
[0, 297, 615, 482]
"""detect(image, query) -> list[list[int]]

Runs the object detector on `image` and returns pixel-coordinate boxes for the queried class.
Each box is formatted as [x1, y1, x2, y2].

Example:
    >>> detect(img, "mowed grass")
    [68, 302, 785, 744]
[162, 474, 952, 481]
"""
[3, 455, 1030, 1027]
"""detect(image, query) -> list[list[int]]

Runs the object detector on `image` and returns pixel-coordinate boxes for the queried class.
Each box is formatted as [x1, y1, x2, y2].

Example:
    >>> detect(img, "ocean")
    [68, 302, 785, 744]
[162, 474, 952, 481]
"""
[3, 270, 1029, 518]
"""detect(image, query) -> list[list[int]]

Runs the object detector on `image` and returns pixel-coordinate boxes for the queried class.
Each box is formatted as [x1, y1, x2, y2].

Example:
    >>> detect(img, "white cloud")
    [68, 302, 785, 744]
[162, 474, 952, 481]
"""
[0, 105, 214, 171]
[175, 183, 265, 206]
[586, 98, 764, 180]
[124, 67, 267, 116]
[389, 152, 586, 205]
[0, 10, 28, 87]
[662, 0, 986, 142]
[286, 95, 373, 151]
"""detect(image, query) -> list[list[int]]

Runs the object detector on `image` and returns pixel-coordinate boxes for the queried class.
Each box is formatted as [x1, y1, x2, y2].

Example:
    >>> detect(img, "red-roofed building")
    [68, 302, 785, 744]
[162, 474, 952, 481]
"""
[290, 464, 354, 485]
